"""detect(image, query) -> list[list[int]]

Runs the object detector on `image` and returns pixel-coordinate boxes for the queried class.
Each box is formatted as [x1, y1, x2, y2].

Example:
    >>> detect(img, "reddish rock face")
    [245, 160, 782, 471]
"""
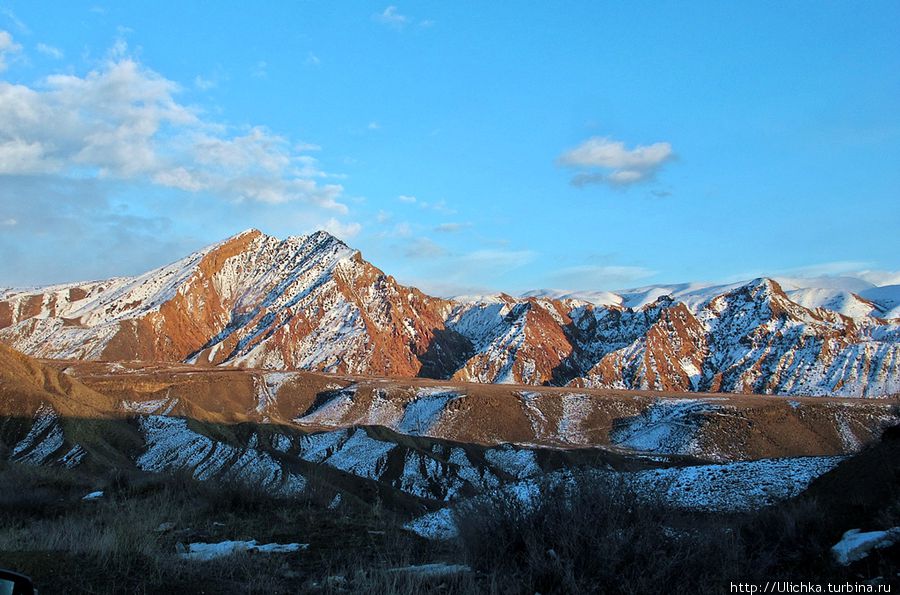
[1, 230, 899, 397]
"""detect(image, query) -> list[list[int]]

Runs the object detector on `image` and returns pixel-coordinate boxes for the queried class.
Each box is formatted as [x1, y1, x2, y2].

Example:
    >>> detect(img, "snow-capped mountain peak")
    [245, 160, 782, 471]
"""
[1, 231, 898, 397]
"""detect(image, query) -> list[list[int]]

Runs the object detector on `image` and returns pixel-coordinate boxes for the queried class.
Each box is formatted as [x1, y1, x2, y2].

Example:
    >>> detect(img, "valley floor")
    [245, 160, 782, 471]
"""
[2, 351, 899, 592]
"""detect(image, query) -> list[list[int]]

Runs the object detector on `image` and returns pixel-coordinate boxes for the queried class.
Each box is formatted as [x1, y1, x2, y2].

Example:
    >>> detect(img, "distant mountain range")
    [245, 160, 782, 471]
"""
[2, 229, 899, 397]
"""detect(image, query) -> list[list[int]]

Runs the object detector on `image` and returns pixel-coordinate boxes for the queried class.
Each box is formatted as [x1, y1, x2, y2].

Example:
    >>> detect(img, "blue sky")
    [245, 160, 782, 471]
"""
[0, 1, 898, 295]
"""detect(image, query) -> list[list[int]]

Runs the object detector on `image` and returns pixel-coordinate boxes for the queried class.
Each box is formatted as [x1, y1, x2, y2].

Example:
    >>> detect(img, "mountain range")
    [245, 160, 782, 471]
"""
[2, 229, 899, 397]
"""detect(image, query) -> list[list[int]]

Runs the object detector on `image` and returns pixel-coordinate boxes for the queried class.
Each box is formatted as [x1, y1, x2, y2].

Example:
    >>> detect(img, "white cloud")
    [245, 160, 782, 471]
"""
[36, 43, 63, 59]
[390, 222, 412, 237]
[1, 217, 16, 226]
[434, 222, 469, 233]
[0, 30, 22, 72]
[558, 136, 674, 187]
[367, 121, 381, 130]
[305, 52, 321, 67]
[397, 194, 455, 214]
[252, 60, 267, 79]
[193, 75, 216, 90]
[374, 6, 409, 28]
[0, 54, 345, 211]
[373, 6, 432, 29]
[322, 218, 361, 240]
[420, 198, 454, 214]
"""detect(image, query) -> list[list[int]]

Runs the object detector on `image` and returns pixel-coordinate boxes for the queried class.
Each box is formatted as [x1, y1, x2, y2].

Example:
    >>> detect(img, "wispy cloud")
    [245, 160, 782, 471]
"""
[434, 222, 470, 233]
[193, 74, 216, 90]
[36, 42, 63, 59]
[403, 237, 446, 258]
[0, 30, 22, 71]
[558, 136, 674, 187]
[1, 9, 29, 34]
[396, 194, 455, 214]
[464, 249, 536, 269]
[305, 52, 321, 67]
[549, 264, 656, 290]
[374, 6, 409, 28]
[322, 218, 361, 240]
[373, 6, 432, 30]
[251, 60, 267, 79]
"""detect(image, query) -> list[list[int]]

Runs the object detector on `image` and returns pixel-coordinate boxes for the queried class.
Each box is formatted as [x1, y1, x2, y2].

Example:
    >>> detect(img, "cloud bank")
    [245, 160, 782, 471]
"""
[0, 43, 345, 211]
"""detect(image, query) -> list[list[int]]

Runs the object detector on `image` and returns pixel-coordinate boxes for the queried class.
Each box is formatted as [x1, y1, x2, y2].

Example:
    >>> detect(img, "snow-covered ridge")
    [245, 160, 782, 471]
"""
[523, 275, 898, 321]
[2, 231, 900, 397]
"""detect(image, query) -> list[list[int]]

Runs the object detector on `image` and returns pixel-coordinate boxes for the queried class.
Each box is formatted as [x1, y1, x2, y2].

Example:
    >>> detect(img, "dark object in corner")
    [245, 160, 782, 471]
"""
[0, 569, 35, 595]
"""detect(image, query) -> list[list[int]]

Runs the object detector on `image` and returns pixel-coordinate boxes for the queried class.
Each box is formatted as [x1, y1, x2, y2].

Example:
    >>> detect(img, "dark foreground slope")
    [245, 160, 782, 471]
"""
[0, 428, 897, 594]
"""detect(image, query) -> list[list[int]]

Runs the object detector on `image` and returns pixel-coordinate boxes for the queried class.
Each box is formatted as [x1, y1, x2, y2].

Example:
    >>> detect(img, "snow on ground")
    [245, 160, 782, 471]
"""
[835, 412, 863, 452]
[180, 540, 308, 561]
[403, 507, 458, 540]
[448, 448, 501, 492]
[137, 416, 306, 494]
[296, 429, 348, 463]
[11, 405, 64, 465]
[122, 395, 178, 415]
[396, 388, 461, 436]
[298, 428, 395, 480]
[361, 388, 405, 426]
[270, 433, 293, 453]
[318, 429, 394, 479]
[786, 288, 878, 319]
[517, 391, 550, 439]
[294, 386, 357, 426]
[557, 393, 593, 444]
[255, 372, 297, 414]
[483, 445, 540, 479]
[632, 456, 845, 512]
[406, 454, 847, 540]
[609, 398, 720, 456]
[860, 284, 900, 319]
[398, 452, 464, 500]
[58, 444, 87, 468]
[831, 528, 900, 565]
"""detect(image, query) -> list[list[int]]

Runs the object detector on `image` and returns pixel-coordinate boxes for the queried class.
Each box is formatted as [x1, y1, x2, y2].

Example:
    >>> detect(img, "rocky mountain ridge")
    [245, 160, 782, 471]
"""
[2, 229, 898, 397]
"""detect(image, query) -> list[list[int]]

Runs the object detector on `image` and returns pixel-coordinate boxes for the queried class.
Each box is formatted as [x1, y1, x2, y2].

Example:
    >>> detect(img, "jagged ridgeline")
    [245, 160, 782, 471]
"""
[1, 229, 899, 397]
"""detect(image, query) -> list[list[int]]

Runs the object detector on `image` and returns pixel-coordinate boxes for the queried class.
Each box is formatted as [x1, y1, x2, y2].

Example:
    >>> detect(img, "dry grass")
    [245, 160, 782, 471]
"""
[0, 460, 482, 593]
[454, 470, 900, 595]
